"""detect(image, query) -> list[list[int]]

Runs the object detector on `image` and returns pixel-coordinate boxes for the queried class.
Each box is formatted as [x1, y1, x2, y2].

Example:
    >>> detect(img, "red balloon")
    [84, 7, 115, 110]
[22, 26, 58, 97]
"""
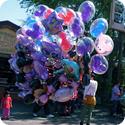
[59, 32, 72, 52]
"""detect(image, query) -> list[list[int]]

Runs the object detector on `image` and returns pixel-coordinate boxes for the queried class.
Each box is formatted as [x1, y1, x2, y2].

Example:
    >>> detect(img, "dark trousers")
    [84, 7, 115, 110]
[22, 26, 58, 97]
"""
[33, 102, 41, 114]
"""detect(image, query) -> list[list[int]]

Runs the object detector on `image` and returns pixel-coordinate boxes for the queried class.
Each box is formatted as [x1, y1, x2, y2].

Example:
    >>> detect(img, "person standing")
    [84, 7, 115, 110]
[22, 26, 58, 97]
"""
[80, 73, 98, 125]
[1, 91, 12, 120]
[110, 82, 122, 116]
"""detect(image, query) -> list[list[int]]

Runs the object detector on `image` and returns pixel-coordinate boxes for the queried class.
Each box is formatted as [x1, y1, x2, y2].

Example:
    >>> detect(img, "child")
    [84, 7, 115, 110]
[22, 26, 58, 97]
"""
[1, 91, 12, 120]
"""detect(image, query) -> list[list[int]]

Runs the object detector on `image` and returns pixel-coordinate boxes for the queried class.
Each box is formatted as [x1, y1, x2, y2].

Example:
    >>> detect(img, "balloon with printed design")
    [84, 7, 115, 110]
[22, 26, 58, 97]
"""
[58, 31, 73, 52]
[90, 18, 108, 38]
[90, 54, 108, 75]
[78, 1, 95, 23]
[55, 7, 76, 26]
[34, 5, 49, 18]
[76, 37, 94, 56]
[94, 33, 114, 56]
[42, 12, 63, 35]
[68, 17, 85, 38]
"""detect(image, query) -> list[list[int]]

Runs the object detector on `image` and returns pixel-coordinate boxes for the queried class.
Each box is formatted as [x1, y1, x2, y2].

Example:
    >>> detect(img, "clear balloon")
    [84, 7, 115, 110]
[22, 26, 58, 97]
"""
[90, 18, 108, 38]
[22, 17, 45, 39]
[34, 5, 49, 18]
[55, 7, 76, 26]
[16, 35, 33, 47]
[43, 8, 54, 19]
[78, 1, 95, 23]
[42, 12, 63, 35]
[90, 54, 109, 75]
[76, 37, 94, 56]
[94, 33, 114, 56]
[68, 17, 85, 38]
[52, 87, 74, 102]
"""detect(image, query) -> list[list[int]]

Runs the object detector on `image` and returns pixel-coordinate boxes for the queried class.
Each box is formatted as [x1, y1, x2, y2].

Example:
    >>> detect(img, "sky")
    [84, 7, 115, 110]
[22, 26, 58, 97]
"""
[0, 0, 28, 26]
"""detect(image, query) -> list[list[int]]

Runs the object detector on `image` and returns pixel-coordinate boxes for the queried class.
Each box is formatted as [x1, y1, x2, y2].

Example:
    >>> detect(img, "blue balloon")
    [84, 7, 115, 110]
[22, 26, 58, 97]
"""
[90, 18, 108, 38]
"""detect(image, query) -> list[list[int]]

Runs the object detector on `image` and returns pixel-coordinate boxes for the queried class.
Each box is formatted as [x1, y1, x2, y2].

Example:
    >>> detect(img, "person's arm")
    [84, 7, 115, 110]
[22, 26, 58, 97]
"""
[10, 98, 12, 108]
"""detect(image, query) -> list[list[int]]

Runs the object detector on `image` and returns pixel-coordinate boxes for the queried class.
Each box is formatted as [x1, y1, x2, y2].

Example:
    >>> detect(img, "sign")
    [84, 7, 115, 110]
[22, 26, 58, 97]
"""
[110, 0, 125, 32]
[0, 31, 16, 54]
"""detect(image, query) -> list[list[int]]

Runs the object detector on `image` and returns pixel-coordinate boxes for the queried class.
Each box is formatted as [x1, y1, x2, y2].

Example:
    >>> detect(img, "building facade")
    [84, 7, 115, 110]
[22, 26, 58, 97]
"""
[0, 21, 20, 98]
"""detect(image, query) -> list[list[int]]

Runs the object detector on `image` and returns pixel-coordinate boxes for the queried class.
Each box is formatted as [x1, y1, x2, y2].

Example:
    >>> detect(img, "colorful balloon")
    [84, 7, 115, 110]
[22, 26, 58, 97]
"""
[42, 12, 63, 35]
[78, 1, 95, 23]
[16, 35, 33, 47]
[90, 54, 109, 75]
[76, 37, 94, 56]
[55, 7, 76, 26]
[94, 33, 114, 56]
[90, 18, 108, 38]
[68, 17, 85, 38]
[34, 5, 48, 17]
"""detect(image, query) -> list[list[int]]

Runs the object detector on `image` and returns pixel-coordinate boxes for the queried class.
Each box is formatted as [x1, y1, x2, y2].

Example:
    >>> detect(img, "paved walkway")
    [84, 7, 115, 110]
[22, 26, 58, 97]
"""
[1, 100, 124, 125]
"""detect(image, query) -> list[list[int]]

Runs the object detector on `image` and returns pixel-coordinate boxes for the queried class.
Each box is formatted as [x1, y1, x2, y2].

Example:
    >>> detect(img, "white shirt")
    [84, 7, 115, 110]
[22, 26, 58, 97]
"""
[84, 80, 98, 97]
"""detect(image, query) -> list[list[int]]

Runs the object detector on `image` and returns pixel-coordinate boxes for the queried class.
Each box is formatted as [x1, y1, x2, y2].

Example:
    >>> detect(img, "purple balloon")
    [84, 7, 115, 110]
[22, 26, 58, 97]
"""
[42, 12, 63, 35]
[39, 94, 48, 104]
[47, 85, 55, 95]
[78, 1, 95, 23]
[69, 17, 85, 37]
[31, 52, 47, 62]
[76, 37, 94, 56]
[33, 61, 48, 80]
[8, 57, 20, 74]
[52, 87, 74, 102]
[17, 35, 33, 47]
[41, 41, 62, 58]
[59, 74, 67, 82]
[90, 54, 109, 75]
[34, 5, 48, 17]
[26, 23, 43, 39]
[25, 70, 36, 81]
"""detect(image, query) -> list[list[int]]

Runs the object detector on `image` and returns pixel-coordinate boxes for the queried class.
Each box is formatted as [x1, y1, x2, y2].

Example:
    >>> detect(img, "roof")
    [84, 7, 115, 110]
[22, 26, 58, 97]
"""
[0, 20, 20, 32]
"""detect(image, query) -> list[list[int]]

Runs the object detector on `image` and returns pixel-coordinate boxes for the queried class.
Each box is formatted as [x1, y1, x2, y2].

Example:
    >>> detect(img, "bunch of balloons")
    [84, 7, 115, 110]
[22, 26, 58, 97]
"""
[9, 1, 114, 105]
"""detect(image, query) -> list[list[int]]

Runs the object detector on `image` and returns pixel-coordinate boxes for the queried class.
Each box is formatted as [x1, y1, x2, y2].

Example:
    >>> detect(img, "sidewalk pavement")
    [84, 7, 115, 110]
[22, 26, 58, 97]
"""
[1, 100, 124, 125]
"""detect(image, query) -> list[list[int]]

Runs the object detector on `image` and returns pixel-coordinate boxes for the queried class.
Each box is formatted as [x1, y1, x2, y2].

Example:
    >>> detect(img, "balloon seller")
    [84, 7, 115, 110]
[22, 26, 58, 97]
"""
[8, 0, 114, 123]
